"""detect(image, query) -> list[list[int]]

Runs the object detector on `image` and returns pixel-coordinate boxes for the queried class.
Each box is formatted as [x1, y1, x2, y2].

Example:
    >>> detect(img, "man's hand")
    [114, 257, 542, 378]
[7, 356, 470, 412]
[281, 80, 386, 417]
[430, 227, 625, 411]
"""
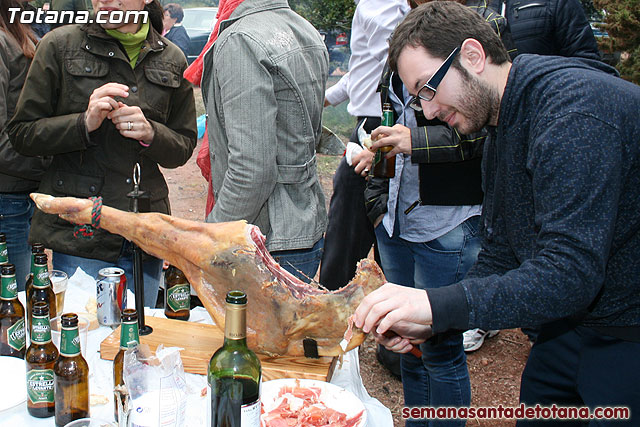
[371, 124, 412, 158]
[352, 148, 374, 177]
[108, 101, 155, 144]
[354, 282, 433, 343]
[324, 97, 331, 107]
[85, 83, 129, 133]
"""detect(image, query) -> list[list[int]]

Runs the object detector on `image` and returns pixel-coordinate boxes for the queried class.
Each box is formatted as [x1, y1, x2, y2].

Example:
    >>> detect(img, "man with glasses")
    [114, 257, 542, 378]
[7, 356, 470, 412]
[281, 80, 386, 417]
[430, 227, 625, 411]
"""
[357, 2, 640, 423]
[363, 2, 514, 424]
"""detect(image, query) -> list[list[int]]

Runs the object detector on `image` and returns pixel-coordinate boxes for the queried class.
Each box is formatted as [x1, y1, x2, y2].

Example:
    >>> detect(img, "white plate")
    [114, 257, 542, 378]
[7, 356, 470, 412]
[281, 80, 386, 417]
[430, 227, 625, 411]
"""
[261, 378, 366, 426]
[0, 356, 27, 412]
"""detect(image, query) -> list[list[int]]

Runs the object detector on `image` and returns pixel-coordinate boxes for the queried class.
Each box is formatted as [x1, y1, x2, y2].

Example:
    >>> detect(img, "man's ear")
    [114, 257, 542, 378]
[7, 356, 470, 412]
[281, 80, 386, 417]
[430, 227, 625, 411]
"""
[459, 38, 486, 75]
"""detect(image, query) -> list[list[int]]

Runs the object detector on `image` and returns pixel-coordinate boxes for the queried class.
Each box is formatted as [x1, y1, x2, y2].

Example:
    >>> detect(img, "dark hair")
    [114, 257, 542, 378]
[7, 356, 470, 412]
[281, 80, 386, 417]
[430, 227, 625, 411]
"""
[146, 0, 164, 33]
[389, 1, 509, 72]
[0, 0, 37, 58]
[163, 3, 184, 23]
[408, 0, 466, 9]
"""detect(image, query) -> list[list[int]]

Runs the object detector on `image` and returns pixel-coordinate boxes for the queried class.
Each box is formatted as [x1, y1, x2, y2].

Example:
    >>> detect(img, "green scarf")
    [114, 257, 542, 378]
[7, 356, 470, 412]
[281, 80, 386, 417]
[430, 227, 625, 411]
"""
[106, 21, 150, 68]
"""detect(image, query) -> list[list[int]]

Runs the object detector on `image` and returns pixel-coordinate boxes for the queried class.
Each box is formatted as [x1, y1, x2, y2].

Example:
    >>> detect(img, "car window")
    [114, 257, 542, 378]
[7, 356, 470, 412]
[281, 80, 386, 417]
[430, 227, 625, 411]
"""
[183, 8, 218, 32]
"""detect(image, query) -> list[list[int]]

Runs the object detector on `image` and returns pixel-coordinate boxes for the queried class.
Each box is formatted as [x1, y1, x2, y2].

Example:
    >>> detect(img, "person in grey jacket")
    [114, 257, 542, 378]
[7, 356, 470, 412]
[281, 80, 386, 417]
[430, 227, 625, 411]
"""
[356, 3, 640, 422]
[0, 0, 50, 289]
[201, 0, 328, 282]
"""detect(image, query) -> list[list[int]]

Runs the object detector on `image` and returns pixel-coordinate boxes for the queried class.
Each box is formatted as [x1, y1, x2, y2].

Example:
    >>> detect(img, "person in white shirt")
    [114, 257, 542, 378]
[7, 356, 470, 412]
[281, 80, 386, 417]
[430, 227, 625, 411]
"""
[319, 0, 409, 297]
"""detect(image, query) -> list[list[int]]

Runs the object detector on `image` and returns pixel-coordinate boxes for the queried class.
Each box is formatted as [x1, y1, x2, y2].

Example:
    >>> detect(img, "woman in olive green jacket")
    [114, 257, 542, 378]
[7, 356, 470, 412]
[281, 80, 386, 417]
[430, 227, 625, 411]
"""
[9, 0, 197, 306]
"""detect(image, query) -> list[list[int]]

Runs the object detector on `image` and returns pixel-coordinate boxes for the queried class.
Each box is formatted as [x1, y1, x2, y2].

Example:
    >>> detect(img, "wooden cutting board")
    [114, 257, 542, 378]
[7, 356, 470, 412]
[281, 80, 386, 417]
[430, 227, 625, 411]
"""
[100, 316, 337, 381]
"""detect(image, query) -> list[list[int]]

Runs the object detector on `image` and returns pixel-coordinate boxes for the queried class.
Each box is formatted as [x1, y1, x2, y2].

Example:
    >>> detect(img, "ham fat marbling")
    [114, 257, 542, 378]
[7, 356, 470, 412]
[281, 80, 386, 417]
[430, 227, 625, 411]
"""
[31, 193, 385, 356]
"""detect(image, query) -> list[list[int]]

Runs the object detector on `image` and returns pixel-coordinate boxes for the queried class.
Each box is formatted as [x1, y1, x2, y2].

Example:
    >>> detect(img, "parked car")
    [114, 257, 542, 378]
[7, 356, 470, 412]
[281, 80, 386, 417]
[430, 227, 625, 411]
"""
[182, 7, 218, 64]
[318, 29, 351, 74]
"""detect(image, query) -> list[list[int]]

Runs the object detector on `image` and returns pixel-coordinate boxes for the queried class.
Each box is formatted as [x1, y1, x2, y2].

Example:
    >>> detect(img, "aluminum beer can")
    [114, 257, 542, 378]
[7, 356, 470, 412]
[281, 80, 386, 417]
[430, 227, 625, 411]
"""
[97, 267, 127, 326]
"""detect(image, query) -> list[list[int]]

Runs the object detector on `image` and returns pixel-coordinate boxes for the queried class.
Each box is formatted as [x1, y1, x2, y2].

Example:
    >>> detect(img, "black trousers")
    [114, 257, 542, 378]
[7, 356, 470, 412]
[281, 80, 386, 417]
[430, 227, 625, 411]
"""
[319, 116, 381, 290]
[518, 320, 640, 426]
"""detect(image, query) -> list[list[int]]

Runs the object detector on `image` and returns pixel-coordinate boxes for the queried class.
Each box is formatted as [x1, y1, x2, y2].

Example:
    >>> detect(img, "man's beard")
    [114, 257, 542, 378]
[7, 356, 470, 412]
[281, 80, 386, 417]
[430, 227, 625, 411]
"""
[447, 66, 500, 134]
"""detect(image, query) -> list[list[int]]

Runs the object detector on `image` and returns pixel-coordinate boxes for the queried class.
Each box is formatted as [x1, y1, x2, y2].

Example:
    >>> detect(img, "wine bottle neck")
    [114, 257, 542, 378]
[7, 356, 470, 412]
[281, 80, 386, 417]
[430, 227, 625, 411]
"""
[224, 303, 246, 341]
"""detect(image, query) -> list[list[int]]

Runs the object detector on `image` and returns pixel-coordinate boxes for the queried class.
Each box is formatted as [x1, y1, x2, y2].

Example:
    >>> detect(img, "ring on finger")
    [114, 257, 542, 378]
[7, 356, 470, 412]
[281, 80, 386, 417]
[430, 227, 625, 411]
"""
[127, 121, 133, 131]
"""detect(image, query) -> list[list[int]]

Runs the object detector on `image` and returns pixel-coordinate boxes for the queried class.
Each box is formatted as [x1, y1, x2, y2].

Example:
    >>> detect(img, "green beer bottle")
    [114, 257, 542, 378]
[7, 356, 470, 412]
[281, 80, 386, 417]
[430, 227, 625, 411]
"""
[208, 291, 261, 427]
[372, 103, 396, 178]
[54, 313, 89, 427]
[164, 265, 191, 321]
[26, 301, 58, 418]
[113, 308, 139, 421]
[0, 233, 8, 265]
[0, 264, 26, 358]
[27, 253, 57, 331]
[25, 243, 46, 300]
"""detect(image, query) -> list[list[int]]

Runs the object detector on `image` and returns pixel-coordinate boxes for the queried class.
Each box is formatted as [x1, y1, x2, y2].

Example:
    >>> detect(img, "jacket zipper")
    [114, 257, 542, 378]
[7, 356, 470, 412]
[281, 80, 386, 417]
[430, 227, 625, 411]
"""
[514, 3, 544, 18]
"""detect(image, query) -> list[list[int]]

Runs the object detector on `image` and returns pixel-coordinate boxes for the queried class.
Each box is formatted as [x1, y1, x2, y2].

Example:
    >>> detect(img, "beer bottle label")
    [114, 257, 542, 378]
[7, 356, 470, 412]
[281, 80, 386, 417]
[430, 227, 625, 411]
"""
[32, 264, 50, 289]
[7, 317, 25, 351]
[120, 321, 140, 349]
[60, 326, 81, 356]
[0, 274, 18, 299]
[26, 369, 55, 404]
[0, 243, 7, 264]
[166, 283, 190, 312]
[31, 315, 52, 344]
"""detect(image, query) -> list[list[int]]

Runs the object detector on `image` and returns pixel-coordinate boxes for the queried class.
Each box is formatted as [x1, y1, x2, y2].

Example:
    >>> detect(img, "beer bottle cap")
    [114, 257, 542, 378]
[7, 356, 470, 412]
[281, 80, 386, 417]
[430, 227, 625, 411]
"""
[34, 253, 48, 265]
[226, 290, 247, 305]
[0, 263, 15, 276]
[32, 301, 50, 317]
[0, 233, 5, 243]
[61, 313, 78, 328]
[121, 308, 138, 322]
[32, 243, 45, 254]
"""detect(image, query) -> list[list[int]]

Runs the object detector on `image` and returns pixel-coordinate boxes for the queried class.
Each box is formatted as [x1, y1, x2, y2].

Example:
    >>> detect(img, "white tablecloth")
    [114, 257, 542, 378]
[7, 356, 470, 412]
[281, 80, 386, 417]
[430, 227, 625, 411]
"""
[1, 271, 392, 426]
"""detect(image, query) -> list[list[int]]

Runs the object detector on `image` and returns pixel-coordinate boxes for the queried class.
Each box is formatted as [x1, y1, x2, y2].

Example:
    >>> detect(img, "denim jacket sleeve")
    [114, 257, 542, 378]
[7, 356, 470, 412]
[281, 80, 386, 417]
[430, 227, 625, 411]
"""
[208, 33, 279, 224]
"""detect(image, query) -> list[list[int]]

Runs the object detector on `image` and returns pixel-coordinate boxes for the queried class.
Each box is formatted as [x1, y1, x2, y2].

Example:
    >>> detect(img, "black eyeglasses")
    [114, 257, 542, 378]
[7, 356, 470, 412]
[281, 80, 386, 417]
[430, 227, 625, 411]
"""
[409, 46, 461, 112]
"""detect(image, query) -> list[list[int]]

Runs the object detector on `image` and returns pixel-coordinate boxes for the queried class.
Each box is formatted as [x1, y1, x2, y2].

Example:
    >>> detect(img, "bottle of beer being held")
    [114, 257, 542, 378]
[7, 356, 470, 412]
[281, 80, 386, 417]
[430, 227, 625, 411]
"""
[0, 264, 26, 358]
[372, 103, 396, 178]
[54, 313, 89, 427]
[164, 265, 190, 321]
[113, 308, 139, 421]
[26, 301, 58, 418]
[208, 290, 261, 427]
[25, 243, 46, 299]
[27, 253, 57, 330]
[0, 233, 8, 265]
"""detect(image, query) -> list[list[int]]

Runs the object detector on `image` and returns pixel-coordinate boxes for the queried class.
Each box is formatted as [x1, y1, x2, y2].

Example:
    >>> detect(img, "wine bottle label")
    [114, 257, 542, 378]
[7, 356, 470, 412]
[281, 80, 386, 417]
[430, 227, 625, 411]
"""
[241, 399, 261, 427]
[0, 274, 17, 299]
[60, 326, 81, 356]
[32, 265, 50, 289]
[7, 317, 25, 351]
[26, 369, 55, 404]
[31, 314, 51, 344]
[0, 244, 7, 264]
[120, 321, 140, 349]
[166, 283, 190, 312]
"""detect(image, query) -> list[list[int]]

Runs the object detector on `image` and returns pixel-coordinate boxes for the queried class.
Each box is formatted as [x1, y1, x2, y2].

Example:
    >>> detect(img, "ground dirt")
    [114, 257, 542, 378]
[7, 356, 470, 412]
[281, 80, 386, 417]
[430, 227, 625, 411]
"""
[163, 137, 531, 427]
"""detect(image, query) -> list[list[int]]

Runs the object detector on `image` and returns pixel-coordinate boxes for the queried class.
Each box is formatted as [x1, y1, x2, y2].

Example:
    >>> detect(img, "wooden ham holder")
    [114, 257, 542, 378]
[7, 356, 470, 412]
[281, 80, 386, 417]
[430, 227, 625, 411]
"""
[100, 316, 338, 381]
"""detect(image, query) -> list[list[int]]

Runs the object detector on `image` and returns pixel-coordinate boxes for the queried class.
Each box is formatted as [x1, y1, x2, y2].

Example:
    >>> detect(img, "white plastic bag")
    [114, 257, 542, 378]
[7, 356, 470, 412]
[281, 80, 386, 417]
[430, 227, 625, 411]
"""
[123, 344, 187, 427]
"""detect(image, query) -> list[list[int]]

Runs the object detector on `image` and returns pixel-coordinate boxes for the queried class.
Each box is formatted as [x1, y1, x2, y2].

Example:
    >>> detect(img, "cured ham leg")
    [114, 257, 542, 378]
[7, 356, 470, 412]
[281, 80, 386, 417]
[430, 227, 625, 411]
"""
[31, 193, 385, 357]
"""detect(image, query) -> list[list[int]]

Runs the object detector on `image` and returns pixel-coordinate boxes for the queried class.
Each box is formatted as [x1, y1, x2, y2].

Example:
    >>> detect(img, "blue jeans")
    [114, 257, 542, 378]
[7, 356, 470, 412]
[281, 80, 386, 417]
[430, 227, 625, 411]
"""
[519, 320, 640, 426]
[375, 216, 481, 427]
[271, 238, 324, 283]
[53, 241, 163, 308]
[0, 193, 35, 291]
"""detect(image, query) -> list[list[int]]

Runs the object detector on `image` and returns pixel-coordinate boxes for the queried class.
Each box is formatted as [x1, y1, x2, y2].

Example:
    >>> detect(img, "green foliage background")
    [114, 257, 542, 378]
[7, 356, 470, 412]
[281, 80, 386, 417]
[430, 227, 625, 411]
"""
[593, 0, 640, 83]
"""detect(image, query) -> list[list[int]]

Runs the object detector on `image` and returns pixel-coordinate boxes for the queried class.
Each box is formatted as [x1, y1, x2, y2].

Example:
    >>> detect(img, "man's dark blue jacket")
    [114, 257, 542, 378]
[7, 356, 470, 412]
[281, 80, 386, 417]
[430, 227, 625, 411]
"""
[429, 54, 640, 342]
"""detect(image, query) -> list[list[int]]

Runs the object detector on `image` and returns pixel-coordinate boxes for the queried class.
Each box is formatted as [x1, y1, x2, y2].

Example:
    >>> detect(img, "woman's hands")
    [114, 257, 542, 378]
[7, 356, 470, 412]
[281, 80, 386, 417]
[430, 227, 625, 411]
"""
[109, 101, 155, 144]
[84, 83, 155, 144]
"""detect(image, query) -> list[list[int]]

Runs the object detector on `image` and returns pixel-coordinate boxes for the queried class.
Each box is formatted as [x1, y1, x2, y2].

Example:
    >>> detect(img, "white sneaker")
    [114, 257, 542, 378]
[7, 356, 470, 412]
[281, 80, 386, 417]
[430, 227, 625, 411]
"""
[463, 328, 499, 352]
